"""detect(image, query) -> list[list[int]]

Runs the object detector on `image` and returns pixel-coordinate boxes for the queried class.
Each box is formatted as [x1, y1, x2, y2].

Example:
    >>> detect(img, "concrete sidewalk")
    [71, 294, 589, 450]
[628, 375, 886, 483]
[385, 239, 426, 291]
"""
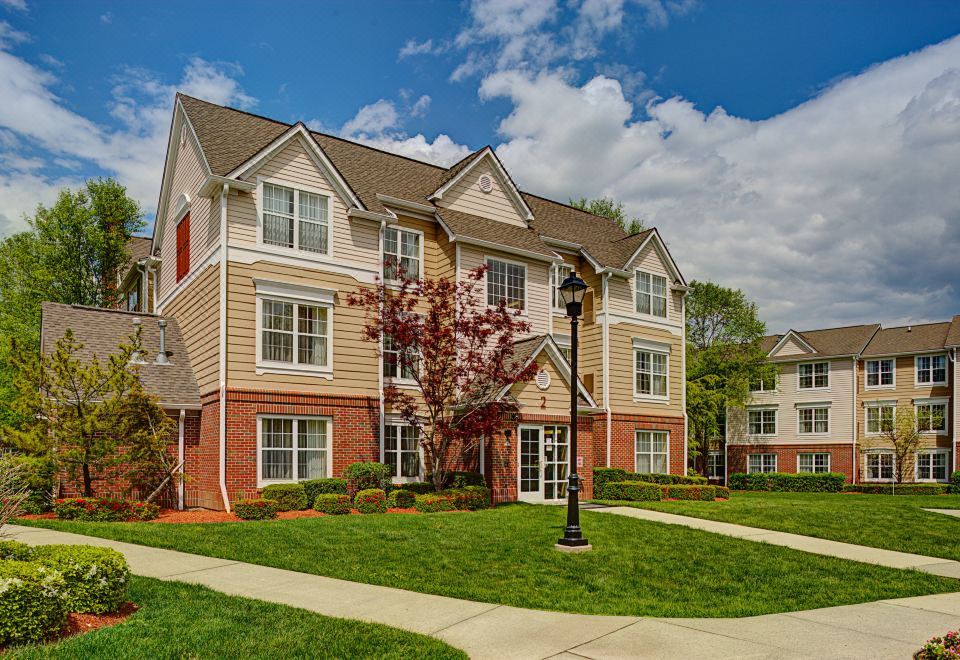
[7, 523, 960, 659]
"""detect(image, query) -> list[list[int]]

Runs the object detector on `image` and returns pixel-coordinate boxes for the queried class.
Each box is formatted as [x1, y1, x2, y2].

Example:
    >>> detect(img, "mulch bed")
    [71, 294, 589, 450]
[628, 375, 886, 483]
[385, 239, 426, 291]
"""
[19, 507, 423, 525]
[62, 602, 139, 639]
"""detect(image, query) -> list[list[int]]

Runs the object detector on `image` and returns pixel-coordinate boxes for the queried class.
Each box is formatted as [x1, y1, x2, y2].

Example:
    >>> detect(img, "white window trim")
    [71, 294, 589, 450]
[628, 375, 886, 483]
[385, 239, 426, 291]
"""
[864, 358, 896, 390]
[797, 404, 831, 436]
[381, 420, 424, 483]
[256, 414, 334, 488]
[383, 225, 425, 285]
[915, 354, 948, 387]
[749, 377, 777, 394]
[634, 430, 670, 475]
[633, 269, 669, 321]
[551, 262, 575, 313]
[863, 401, 896, 436]
[915, 448, 951, 483]
[633, 347, 670, 403]
[914, 398, 949, 435]
[382, 331, 420, 387]
[797, 360, 831, 391]
[254, 279, 335, 378]
[797, 452, 831, 473]
[707, 451, 725, 479]
[863, 449, 895, 483]
[484, 254, 528, 315]
[746, 406, 778, 437]
[256, 176, 334, 259]
[747, 453, 777, 474]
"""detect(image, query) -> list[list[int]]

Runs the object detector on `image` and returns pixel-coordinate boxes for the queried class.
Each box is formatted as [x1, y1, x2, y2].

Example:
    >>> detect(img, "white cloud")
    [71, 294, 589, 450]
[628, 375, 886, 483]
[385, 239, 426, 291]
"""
[479, 36, 960, 329]
[0, 20, 27, 48]
[99, 12, 112, 24]
[341, 99, 399, 137]
[409, 94, 431, 118]
[0, 0, 27, 13]
[398, 38, 441, 59]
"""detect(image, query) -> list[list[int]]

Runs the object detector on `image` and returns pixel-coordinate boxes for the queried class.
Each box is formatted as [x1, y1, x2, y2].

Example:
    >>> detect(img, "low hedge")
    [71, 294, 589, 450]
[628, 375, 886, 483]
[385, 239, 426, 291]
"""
[662, 484, 716, 501]
[0, 539, 33, 561]
[355, 488, 387, 514]
[592, 468, 706, 497]
[728, 472, 846, 493]
[343, 462, 392, 493]
[313, 493, 351, 515]
[843, 483, 951, 496]
[387, 489, 416, 508]
[233, 499, 279, 520]
[395, 481, 434, 494]
[302, 478, 348, 505]
[30, 544, 129, 614]
[715, 486, 731, 499]
[0, 559, 68, 646]
[53, 497, 159, 522]
[414, 492, 455, 513]
[444, 471, 485, 488]
[952, 471, 960, 494]
[635, 473, 708, 486]
[261, 483, 308, 511]
[447, 486, 491, 510]
[601, 481, 662, 501]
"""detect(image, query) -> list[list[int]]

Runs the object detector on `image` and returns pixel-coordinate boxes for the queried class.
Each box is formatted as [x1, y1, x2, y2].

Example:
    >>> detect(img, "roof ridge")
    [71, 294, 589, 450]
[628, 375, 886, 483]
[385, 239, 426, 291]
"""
[44, 302, 159, 318]
[523, 191, 643, 237]
[795, 322, 881, 334]
[878, 320, 952, 330]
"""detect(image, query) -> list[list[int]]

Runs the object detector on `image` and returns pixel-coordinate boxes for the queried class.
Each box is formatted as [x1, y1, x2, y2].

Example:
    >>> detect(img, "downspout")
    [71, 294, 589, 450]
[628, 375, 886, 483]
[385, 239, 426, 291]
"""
[218, 183, 231, 512]
[137, 263, 147, 312]
[852, 356, 858, 484]
[602, 272, 611, 467]
[681, 289, 688, 476]
[150, 261, 159, 314]
[951, 348, 957, 474]
[178, 409, 185, 510]
[378, 219, 386, 467]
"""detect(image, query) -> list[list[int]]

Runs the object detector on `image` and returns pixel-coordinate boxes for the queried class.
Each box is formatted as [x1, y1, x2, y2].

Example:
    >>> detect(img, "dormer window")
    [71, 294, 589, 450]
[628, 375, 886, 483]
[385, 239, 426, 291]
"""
[261, 181, 329, 255]
[635, 270, 667, 318]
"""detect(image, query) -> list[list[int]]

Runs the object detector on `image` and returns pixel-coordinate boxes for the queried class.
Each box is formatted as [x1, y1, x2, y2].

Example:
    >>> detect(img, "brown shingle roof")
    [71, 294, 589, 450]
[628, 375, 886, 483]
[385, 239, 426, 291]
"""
[177, 94, 655, 269]
[946, 315, 960, 347]
[766, 324, 880, 361]
[41, 303, 200, 408]
[437, 208, 558, 259]
[126, 236, 153, 263]
[862, 322, 952, 356]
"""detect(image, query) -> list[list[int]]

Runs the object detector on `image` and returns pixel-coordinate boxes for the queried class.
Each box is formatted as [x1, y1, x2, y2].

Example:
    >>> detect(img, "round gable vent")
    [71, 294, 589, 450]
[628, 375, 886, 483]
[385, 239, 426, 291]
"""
[535, 369, 551, 390]
[478, 174, 493, 193]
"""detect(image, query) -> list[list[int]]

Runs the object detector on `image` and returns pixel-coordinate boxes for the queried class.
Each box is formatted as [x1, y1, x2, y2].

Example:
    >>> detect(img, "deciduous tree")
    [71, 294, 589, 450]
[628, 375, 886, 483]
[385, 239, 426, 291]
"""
[869, 408, 939, 484]
[569, 196, 644, 234]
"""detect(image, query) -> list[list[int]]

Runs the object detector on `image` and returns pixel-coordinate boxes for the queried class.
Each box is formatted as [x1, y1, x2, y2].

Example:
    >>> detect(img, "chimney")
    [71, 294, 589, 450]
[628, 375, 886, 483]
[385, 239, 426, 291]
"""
[155, 319, 170, 365]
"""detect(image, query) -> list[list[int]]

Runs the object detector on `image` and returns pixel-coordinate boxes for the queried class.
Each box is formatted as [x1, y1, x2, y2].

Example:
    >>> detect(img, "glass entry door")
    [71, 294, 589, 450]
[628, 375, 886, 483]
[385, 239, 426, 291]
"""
[518, 425, 569, 502]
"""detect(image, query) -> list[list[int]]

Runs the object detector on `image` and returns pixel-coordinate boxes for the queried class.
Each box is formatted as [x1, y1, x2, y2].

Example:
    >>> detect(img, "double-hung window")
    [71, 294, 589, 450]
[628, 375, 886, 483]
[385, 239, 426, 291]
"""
[798, 362, 829, 389]
[261, 182, 330, 254]
[865, 359, 894, 388]
[126, 288, 139, 312]
[384, 423, 420, 481]
[798, 406, 829, 434]
[551, 263, 574, 311]
[383, 332, 417, 381]
[707, 451, 725, 479]
[916, 355, 947, 385]
[865, 403, 895, 434]
[635, 270, 667, 318]
[865, 451, 893, 481]
[749, 377, 776, 393]
[260, 299, 330, 369]
[384, 227, 421, 281]
[798, 452, 830, 473]
[486, 258, 526, 311]
[916, 451, 949, 482]
[747, 454, 776, 474]
[259, 416, 330, 485]
[635, 349, 668, 398]
[916, 402, 947, 433]
[748, 409, 777, 435]
[635, 430, 668, 473]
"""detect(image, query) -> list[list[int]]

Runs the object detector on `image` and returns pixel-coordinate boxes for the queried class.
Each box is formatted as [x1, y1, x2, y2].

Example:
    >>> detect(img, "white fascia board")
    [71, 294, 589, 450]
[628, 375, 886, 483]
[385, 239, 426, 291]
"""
[768, 330, 817, 357]
[429, 147, 534, 221]
[622, 229, 687, 286]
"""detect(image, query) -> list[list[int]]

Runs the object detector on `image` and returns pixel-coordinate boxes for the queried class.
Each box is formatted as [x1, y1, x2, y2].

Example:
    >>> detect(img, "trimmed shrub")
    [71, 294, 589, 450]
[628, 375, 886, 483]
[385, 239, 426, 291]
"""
[447, 486, 491, 510]
[445, 471, 485, 488]
[233, 499, 279, 520]
[261, 483, 308, 511]
[415, 492, 456, 513]
[30, 544, 130, 614]
[397, 481, 435, 495]
[53, 497, 159, 522]
[355, 488, 387, 514]
[592, 469, 706, 497]
[728, 472, 845, 493]
[0, 559, 68, 646]
[601, 481, 662, 501]
[715, 486, 731, 499]
[343, 462, 392, 493]
[843, 483, 951, 496]
[952, 471, 960, 494]
[302, 478, 348, 506]
[661, 484, 716, 501]
[592, 468, 628, 499]
[632, 473, 708, 486]
[313, 493, 351, 515]
[0, 539, 33, 561]
[387, 489, 416, 508]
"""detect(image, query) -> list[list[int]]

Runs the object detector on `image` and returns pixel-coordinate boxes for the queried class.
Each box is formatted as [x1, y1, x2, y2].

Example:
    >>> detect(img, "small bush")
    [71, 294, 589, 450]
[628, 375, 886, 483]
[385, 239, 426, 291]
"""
[445, 471, 485, 488]
[30, 544, 129, 614]
[261, 483, 308, 511]
[728, 472, 845, 493]
[592, 468, 628, 498]
[917, 629, 960, 659]
[53, 497, 159, 522]
[233, 499, 279, 520]
[398, 481, 435, 495]
[302, 478, 348, 506]
[952, 471, 960, 494]
[355, 489, 387, 514]
[313, 493, 351, 515]
[387, 489, 416, 508]
[415, 492, 456, 513]
[447, 486, 491, 510]
[602, 481, 662, 501]
[0, 539, 33, 561]
[632, 473, 708, 486]
[343, 462, 392, 493]
[843, 483, 950, 495]
[715, 486, 731, 499]
[0, 559, 68, 646]
[2, 453, 56, 514]
[661, 484, 715, 500]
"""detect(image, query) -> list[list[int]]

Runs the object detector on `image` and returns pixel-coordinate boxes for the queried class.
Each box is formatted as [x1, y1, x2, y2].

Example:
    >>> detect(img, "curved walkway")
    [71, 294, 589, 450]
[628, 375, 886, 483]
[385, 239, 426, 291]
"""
[8, 520, 960, 659]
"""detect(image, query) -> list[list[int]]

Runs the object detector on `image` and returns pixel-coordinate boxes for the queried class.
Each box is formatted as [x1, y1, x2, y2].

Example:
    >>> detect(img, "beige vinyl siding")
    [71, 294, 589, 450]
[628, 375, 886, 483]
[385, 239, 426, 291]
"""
[460, 245, 550, 337]
[393, 214, 450, 281]
[512, 354, 573, 417]
[728, 358, 855, 446]
[607, 242, 682, 325]
[225, 260, 378, 395]
[157, 130, 211, 301]
[163, 263, 220, 395]
[772, 335, 812, 358]
[436, 159, 527, 228]
[435, 228, 457, 282]
[233, 137, 379, 270]
[579, 321, 603, 401]
[607, 322, 684, 416]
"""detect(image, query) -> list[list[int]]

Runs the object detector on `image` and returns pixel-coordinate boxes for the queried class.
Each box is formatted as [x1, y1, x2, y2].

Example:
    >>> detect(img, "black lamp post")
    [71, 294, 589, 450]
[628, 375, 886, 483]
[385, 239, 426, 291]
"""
[555, 271, 591, 551]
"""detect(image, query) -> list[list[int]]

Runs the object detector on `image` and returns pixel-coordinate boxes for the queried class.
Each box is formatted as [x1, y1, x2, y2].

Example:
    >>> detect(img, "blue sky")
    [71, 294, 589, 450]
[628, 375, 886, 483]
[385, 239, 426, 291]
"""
[1, 0, 960, 330]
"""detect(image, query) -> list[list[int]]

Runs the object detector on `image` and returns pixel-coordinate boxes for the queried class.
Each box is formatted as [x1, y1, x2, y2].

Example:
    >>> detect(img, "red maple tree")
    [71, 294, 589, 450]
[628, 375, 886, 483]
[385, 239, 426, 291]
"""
[348, 265, 537, 492]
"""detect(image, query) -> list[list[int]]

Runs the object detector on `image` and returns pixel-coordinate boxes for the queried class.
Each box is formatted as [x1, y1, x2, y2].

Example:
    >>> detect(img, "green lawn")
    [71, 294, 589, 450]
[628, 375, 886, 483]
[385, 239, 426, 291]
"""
[596, 491, 960, 560]
[8, 577, 464, 659]
[15, 504, 958, 618]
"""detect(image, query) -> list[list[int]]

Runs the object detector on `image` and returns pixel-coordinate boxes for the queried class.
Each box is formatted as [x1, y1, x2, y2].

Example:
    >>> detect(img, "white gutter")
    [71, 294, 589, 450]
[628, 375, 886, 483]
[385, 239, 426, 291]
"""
[178, 409, 185, 510]
[951, 348, 957, 474]
[852, 356, 858, 485]
[378, 219, 386, 466]
[218, 183, 231, 512]
[602, 272, 611, 467]
[681, 290, 689, 476]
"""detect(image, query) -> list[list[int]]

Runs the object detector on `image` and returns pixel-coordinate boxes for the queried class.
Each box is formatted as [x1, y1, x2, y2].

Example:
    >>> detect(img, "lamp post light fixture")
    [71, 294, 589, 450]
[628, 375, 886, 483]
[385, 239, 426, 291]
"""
[555, 271, 591, 552]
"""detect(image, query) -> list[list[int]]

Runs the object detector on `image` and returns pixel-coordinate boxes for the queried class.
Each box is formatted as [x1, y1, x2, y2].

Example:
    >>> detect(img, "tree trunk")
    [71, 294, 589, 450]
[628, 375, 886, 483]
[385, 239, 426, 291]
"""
[82, 463, 93, 497]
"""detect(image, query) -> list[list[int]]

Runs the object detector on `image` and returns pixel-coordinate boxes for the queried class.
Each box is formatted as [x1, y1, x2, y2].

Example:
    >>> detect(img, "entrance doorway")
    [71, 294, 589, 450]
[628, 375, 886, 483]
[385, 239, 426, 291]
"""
[518, 425, 570, 502]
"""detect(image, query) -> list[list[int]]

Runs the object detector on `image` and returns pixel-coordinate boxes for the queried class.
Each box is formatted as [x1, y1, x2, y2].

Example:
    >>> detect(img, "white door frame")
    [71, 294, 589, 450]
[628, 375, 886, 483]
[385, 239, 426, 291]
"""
[517, 424, 570, 502]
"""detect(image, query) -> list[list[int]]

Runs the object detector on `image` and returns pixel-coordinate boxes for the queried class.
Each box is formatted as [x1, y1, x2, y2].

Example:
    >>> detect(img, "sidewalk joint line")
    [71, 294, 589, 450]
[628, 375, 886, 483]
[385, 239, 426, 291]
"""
[156, 561, 241, 579]
[429, 604, 503, 635]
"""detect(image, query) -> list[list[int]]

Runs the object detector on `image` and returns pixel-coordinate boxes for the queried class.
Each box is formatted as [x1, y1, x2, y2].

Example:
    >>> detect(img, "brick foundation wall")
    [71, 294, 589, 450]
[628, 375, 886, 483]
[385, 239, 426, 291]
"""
[608, 413, 686, 475]
[726, 443, 854, 483]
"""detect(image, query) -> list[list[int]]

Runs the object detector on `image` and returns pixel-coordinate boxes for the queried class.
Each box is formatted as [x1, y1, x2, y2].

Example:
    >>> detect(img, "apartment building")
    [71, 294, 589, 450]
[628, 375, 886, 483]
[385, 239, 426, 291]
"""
[42, 94, 689, 510]
[726, 318, 960, 484]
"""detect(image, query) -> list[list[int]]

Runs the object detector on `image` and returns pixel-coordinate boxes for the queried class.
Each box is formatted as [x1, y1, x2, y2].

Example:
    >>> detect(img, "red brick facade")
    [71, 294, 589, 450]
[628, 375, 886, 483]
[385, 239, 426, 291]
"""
[726, 443, 855, 483]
